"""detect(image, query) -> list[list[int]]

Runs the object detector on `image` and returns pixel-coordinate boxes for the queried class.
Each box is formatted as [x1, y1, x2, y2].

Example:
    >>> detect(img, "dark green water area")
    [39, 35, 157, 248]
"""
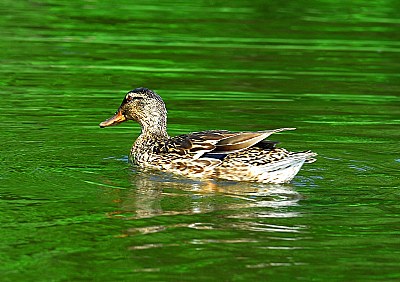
[1, 0, 399, 281]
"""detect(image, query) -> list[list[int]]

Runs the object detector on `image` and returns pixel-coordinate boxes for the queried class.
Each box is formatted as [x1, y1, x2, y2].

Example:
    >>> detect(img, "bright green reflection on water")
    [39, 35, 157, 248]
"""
[1, 0, 400, 281]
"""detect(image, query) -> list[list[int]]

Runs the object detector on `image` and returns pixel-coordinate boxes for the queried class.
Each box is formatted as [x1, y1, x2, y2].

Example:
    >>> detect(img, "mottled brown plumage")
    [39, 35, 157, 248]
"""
[100, 87, 317, 183]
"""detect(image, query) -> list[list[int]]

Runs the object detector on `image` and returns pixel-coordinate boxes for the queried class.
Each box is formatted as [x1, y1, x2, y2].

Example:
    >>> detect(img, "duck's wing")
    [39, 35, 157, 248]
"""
[212, 128, 295, 154]
[169, 128, 295, 159]
[168, 130, 236, 158]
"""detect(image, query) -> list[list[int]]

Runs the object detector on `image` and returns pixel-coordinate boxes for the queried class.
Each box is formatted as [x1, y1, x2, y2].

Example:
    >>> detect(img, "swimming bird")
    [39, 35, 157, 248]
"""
[99, 87, 316, 184]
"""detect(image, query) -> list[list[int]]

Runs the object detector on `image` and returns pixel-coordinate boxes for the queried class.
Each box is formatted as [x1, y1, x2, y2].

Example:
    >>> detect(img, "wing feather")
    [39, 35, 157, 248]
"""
[168, 128, 295, 159]
[212, 128, 296, 154]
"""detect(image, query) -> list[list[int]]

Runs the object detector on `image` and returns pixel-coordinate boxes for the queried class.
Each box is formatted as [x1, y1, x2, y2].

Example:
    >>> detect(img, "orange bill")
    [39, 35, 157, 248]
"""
[99, 110, 127, 128]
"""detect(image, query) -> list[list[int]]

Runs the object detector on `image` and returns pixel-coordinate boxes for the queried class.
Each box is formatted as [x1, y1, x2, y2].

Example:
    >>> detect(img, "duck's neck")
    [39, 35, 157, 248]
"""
[140, 110, 169, 139]
[131, 113, 169, 163]
[140, 123, 169, 141]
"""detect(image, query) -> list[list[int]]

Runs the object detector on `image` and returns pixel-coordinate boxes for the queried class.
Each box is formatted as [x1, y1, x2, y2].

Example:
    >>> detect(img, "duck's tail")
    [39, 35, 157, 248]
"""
[252, 150, 317, 184]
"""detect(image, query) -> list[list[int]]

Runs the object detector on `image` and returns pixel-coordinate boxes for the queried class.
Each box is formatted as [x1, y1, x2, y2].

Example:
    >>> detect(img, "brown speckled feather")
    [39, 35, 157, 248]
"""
[168, 128, 295, 159]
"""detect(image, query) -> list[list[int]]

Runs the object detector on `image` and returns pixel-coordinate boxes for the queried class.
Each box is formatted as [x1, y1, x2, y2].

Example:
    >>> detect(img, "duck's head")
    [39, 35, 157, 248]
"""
[99, 87, 167, 129]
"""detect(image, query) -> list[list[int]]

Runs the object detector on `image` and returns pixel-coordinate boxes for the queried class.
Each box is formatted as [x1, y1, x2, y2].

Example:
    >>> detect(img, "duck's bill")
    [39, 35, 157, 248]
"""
[99, 110, 127, 128]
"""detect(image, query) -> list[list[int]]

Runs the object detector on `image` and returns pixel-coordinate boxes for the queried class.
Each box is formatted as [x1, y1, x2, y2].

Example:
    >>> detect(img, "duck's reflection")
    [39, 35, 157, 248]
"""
[106, 170, 303, 222]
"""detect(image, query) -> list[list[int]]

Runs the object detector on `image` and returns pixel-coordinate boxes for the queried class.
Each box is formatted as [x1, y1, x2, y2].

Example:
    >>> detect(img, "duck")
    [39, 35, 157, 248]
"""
[99, 87, 317, 184]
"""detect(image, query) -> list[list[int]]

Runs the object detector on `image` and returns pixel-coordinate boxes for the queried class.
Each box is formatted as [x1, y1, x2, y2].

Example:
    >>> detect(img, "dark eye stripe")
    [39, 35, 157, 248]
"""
[125, 95, 143, 103]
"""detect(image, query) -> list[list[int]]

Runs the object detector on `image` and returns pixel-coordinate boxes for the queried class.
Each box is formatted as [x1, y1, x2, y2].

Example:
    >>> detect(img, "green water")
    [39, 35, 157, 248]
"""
[1, 0, 399, 281]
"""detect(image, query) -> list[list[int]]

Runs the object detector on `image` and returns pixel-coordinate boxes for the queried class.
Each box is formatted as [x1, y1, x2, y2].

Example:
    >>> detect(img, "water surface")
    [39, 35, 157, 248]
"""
[1, 0, 399, 281]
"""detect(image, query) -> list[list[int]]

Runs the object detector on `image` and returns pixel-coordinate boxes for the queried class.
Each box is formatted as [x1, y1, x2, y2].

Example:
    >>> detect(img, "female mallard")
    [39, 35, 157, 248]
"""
[100, 87, 317, 184]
